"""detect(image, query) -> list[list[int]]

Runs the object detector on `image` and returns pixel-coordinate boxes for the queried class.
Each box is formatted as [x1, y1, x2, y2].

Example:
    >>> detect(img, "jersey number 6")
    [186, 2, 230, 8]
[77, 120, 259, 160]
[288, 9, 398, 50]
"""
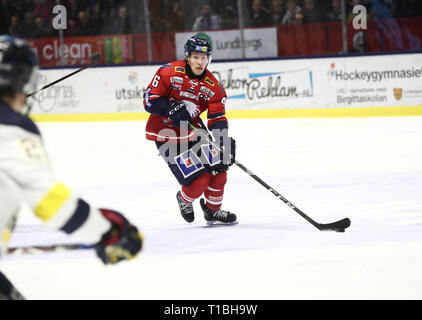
[152, 75, 160, 88]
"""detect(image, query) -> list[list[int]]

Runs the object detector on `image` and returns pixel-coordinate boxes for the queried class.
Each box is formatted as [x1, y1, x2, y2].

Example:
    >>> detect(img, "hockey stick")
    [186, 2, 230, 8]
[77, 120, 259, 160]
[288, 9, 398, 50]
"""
[27, 53, 102, 98]
[190, 121, 351, 232]
[0, 271, 25, 300]
[6, 244, 93, 255]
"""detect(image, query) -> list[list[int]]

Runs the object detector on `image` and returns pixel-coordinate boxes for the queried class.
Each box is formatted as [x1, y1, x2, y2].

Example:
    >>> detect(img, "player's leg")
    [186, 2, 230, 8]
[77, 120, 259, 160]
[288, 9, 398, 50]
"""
[201, 171, 237, 225]
[203, 171, 226, 212]
[177, 172, 210, 222]
[156, 140, 210, 222]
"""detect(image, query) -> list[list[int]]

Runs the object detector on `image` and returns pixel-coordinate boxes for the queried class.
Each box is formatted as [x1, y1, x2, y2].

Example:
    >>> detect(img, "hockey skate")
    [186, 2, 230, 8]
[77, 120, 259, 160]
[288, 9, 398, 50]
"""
[176, 191, 195, 223]
[200, 199, 238, 226]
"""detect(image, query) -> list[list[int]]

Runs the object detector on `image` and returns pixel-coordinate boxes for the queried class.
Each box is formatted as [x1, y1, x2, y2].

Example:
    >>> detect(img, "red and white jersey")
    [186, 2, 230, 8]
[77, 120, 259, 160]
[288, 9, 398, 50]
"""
[143, 60, 228, 142]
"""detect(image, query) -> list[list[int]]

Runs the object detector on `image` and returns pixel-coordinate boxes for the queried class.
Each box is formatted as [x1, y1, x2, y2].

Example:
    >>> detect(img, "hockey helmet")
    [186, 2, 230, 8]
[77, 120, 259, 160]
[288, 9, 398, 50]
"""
[184, 36, 213, 65]
[0, 35, 39, 96]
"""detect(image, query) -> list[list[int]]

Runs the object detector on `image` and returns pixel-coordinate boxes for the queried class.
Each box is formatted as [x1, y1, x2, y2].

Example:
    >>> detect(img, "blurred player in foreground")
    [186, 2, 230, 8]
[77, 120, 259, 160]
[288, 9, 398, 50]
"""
[143, 36, 237, 225]
[0, 36, 143, 300]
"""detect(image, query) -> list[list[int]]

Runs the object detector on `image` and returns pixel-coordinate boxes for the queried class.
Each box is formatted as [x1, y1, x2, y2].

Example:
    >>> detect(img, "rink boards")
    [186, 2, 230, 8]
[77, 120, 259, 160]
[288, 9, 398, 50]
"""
[30, 52, 422, 122]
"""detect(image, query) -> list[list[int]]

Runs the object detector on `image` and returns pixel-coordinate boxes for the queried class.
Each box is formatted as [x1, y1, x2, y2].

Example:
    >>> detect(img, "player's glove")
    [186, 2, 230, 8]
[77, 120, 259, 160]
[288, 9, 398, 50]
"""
[168, 100, 193, 127]
[210, 136, 236, 174]
[95, 209, 143, 265]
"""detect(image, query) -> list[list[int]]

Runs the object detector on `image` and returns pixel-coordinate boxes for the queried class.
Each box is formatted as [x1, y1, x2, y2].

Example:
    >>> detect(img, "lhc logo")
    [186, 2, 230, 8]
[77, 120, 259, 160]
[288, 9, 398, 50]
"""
[327, 63, 336, 81]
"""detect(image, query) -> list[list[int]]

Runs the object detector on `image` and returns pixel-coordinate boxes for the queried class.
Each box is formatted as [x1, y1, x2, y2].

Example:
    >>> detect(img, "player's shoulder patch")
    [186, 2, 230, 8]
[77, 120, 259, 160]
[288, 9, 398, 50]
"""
[175, 66, 186, 74]
[204, 76, 214, 86]
[159, 63, 172, 69]
[204, 70, 219, 87]
[0, 102, 40, 136]
[170, 60, 187, 72]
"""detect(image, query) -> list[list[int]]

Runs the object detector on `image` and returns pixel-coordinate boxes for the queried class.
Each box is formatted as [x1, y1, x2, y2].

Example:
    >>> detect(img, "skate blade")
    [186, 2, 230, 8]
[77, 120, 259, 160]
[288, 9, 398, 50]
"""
[206, 220, 239, 226]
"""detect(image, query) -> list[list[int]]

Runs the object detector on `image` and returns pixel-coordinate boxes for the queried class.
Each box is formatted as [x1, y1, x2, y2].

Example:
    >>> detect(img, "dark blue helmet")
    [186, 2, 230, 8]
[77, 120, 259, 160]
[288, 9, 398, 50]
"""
[0, 35, 39, 95]
[184, 36, 212, 62]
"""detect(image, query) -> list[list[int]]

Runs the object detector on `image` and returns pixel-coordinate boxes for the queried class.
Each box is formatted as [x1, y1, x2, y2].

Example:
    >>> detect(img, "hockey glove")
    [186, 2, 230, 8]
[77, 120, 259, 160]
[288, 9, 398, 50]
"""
[209, 136, 236, 174]
[95, 209, 143, 265]
[168, 100, 193, 127]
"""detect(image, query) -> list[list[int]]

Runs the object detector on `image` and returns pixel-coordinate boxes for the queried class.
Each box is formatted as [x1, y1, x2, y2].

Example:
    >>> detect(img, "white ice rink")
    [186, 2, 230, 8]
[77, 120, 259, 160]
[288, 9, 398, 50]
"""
[1, 116, 422, 300]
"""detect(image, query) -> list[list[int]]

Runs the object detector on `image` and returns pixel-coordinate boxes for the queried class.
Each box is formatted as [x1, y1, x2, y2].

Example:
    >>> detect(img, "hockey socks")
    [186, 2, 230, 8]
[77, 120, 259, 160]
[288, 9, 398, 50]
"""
[204, 171, 227, 211]
[178, 171, 230, 223]
[181, 171, 227, 210]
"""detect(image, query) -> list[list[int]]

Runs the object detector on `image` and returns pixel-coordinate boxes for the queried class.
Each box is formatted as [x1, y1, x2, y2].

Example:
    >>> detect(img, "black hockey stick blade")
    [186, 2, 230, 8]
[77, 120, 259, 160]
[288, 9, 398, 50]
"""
[318, 217, 351, 232]
[27, 53, 102, 98]
[90, 53, 102, 63]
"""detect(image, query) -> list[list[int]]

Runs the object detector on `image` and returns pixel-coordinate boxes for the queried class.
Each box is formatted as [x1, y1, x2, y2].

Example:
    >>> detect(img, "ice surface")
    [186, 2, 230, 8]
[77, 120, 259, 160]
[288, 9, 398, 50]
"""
[1, 117, 422, 299]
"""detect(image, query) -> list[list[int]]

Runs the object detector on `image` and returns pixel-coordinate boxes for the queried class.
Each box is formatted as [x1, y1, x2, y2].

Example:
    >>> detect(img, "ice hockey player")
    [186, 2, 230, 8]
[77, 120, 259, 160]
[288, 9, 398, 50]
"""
[143, 36, 237, 225]
[0, 36, 143, 300]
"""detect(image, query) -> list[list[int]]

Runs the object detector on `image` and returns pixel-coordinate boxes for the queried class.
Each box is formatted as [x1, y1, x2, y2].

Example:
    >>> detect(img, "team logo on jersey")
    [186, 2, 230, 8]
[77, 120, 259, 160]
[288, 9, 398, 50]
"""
[204, 77, 214, 86]
[199, 86, 215, 97]
[175, 67, 185, 73]
[183, 100, 201, 118]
